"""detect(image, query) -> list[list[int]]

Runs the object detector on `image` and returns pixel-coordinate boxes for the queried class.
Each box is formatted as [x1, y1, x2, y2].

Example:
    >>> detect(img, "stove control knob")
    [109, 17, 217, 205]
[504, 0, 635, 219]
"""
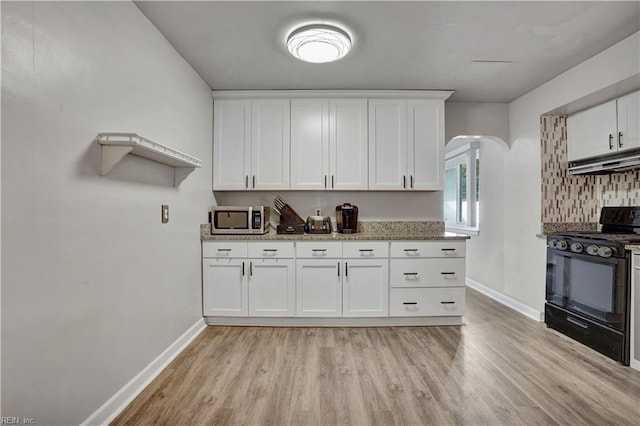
[570, 243, 584, 253]
[557, 240, 568, 250]
[586, 245, 600, 256]
[597, 246, 615, 258]
[548, 239, 558, 248]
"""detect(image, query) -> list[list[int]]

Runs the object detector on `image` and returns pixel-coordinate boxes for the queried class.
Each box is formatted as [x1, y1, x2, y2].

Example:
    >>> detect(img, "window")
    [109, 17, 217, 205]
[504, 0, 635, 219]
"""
[444, 142, 479, 235]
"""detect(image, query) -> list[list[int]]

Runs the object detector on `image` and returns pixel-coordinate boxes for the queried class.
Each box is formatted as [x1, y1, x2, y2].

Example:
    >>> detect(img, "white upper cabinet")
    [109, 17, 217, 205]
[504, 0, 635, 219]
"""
[409, 100, 445, 190]
[213, 100, 251, 190]
[368, 99, 444, 190]
[214, 91, 450, 191]
[330, 99, 368, 189]
[291, 99, 367, 190]
[213, 99, 290, 190]
[567, 90, 640, 162]
[290, 99, 330, 190]
[617, 91, 640, 153]
[251, 100, 291, 189]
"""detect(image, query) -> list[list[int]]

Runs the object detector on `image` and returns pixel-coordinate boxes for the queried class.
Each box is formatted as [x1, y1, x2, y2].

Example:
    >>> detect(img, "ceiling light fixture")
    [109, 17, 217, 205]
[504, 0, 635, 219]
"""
[286, 24, 352, 64]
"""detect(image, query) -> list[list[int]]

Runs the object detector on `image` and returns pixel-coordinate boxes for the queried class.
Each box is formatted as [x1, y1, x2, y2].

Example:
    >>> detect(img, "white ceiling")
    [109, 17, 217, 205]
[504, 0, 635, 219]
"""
[134, 1, 640, 102]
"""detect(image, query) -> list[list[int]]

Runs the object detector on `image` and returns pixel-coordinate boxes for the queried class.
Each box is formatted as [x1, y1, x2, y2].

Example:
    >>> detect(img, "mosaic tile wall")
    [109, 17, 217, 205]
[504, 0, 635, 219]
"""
[540, 115, 640, 224]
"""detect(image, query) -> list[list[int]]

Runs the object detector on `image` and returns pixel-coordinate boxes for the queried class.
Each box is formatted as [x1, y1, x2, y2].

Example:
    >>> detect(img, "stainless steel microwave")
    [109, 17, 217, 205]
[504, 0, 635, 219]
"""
[210, 206, 271, 235]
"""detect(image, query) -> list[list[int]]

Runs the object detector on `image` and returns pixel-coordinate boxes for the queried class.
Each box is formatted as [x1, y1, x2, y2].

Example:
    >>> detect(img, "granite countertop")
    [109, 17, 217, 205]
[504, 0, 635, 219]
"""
[627, 244, 640, 251]
[201, 221, 470, 242]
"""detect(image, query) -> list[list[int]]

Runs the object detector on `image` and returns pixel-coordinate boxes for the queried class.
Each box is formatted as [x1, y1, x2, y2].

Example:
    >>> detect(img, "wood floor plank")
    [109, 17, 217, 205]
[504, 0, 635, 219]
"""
[111, 288, 640, 425]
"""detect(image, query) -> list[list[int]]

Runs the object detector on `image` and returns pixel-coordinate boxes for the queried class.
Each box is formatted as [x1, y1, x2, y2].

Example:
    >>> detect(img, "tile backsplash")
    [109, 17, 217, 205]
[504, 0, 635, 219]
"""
[540, 115, 640, 224]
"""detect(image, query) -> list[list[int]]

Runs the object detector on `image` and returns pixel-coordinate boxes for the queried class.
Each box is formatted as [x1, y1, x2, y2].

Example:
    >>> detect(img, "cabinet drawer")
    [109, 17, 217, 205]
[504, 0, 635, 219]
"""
[390, 287, 465, 317]
[390, 241, 465, 258]
[390, 258, 465, 288]
[296, 242, 343, 258]
[203, 242, 248, 258]
[342, 241, 389, 258]
[248, 242, 295, 258]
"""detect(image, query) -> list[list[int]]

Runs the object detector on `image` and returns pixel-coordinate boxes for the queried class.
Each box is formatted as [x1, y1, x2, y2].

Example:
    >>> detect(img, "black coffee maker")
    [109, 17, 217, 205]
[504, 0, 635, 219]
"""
[336, 203, 358, 234]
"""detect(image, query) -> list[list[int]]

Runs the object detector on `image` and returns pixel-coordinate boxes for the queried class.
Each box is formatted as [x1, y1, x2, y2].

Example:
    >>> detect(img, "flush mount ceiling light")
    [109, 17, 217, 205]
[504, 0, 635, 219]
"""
[286, 24, 352, 63]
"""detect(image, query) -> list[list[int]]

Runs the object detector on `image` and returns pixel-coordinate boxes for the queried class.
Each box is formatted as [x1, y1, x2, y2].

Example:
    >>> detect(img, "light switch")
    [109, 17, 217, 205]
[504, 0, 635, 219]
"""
[161, 205, 169, 223]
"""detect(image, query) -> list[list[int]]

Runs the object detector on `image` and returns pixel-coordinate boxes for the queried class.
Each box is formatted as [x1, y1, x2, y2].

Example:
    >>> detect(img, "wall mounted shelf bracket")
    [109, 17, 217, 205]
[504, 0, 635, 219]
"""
[97, 133, 203, 186]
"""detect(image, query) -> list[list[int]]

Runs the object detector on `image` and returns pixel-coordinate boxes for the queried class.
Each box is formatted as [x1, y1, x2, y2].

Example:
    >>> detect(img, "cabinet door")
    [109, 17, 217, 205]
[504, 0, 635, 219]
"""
[251, 99, 290, 189]
[408, 100, 444, 190]
[343, 259, 389, 317]
[213, 100, 251, 190]
[368, 100, 407, 190]
[633, 254, 639, 367]
[296, 259, 342, 317]
[203, 258, 247, 316]
[290, 99, 329, 189]
[248, 259, 295, 317]
[330, 99, 368, 190]
[617, 91, 640, 152]
[567, 100, 617, 161]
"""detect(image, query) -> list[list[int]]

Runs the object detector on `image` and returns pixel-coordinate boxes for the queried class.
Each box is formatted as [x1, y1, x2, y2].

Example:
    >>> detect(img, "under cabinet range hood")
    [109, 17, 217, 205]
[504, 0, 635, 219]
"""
[568, 149, 640, 175]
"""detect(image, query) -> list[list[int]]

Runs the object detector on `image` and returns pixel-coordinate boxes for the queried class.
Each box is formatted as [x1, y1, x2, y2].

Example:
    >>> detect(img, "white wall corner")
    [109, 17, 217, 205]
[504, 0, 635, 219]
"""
[466, 278, 544, 322]
[80, 319, 207, 426]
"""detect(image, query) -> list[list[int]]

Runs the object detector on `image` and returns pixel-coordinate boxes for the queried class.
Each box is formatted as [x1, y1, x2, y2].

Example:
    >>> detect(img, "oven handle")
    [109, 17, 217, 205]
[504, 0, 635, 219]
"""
[567, 316, 589, 329]
[547, 248, 625, 266]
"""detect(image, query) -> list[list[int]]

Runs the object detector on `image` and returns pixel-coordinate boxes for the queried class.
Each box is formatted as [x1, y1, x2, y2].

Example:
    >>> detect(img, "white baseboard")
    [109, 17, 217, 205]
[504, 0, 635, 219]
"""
[81, 318, 206, 426]
[466, 278, 544, 322]
[205, 316, 463, 327]
[631, 359, 640, 372]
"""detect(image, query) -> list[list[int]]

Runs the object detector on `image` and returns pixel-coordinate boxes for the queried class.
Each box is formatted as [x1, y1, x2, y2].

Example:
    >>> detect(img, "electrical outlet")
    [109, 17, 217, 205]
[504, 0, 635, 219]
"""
[161, 205, 169, 223]
[315, 208, 322, 216]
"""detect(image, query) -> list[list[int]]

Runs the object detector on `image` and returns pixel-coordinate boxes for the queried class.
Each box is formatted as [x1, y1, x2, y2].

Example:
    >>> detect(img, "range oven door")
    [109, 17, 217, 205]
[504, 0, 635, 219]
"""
[546, 248, 628, 331]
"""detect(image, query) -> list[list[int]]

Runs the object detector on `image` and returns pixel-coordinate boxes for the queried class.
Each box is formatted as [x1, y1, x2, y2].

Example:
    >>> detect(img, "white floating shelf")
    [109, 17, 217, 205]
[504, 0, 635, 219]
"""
[97, 133, 203, 186]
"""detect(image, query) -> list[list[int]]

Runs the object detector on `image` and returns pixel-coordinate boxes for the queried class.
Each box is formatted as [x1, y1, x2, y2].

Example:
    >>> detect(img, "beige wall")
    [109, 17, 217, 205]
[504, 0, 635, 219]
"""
[445, 103, 510, 293]
[1, 2, 213, 423]
[507, 32, 639, 312]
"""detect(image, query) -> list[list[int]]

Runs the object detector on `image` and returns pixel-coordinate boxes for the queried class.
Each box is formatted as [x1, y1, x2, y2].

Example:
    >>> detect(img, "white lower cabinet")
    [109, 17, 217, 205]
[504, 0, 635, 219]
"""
[203, 242, 294, 317]
[632, 253, 639, 370]
[203, 240, 466, 321]
[390, 287, 465, 317]
[248, 259, 295, 317]
[203, 258, 247, 316]
[389, 241, 466, 317]
[343, 259, 389, 317]
[296, 259, 342, 317]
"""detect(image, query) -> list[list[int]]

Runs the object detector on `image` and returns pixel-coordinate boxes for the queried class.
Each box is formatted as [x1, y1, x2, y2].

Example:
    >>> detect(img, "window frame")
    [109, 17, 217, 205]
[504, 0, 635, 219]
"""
[444, 142, 480, 236]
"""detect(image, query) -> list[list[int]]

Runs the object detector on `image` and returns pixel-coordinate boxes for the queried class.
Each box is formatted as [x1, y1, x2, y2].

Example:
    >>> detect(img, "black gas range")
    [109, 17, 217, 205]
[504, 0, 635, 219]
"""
[545, 206, 640, 365]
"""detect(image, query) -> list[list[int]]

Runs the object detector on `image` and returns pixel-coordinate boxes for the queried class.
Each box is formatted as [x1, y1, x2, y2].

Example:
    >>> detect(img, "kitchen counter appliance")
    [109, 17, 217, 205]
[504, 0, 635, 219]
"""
[306, 216, 332, 234]
[545, 206, 640, 365]
[210, 206, 270, 235]
[336, 203, 358, 234]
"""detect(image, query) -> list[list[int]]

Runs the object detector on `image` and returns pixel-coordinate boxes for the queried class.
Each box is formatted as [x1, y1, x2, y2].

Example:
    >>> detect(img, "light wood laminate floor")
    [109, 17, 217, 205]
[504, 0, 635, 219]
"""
[112, 288, 640, 425]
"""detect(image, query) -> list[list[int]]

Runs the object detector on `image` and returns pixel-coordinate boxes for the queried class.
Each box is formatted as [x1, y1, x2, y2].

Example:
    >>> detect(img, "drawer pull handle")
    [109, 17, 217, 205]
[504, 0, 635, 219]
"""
[403, 272, 418, 276]
[441, 248, 457, 252]
[567, 316, 588, 329]
[312, 249, 327, 251]
[440, 272, 456, 275]
[402, 302, 417, 305]
[216, 248, 232, 252]
[440, 301, 456, 305]
[403, 249, 418, 252]
[263, 249, 278, 252]
[359, 249, 374, 252]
